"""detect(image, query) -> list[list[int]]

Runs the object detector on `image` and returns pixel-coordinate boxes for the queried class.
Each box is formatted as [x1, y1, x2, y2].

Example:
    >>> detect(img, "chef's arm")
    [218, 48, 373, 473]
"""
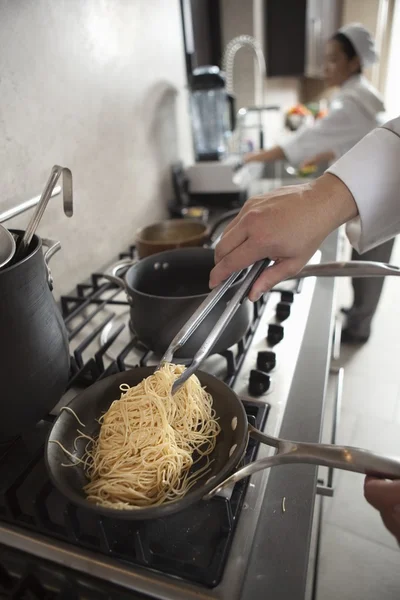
[328, 117, 400, 253]
[244, 145, 285, 164]
[210, 116, 400, 296]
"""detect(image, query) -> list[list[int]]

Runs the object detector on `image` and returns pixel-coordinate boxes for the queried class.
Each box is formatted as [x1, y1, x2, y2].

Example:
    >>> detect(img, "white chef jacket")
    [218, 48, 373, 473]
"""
[280, 75, 385, 167]
[327, 117, 400, 254]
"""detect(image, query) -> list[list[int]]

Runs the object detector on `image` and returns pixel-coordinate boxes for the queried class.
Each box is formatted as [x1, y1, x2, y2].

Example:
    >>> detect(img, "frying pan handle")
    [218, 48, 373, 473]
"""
[204, 429, 400, 499]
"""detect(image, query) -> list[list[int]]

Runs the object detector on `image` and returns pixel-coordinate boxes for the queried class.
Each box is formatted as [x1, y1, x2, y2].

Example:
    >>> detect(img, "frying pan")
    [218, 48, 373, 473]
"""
[46, 367, 400, 521]
[135, 209, 239, 258]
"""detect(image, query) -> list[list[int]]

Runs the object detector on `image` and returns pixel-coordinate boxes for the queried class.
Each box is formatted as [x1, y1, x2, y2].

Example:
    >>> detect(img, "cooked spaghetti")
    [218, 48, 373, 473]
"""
[56, 363, 220, 509]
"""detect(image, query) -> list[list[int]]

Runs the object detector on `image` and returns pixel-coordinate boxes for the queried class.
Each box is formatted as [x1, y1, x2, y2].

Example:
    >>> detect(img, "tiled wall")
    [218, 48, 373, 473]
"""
[0, 0, 193, 297]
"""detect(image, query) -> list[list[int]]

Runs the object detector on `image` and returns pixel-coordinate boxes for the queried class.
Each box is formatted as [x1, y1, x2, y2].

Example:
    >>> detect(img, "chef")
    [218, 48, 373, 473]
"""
[209, 114, 400, 543]
[245, 22, 385, 171]
[245, 23, 393, 344]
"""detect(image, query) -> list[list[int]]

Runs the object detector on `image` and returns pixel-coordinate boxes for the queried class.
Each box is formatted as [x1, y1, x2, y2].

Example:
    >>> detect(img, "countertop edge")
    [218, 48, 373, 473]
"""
[241, 229, 339, 600]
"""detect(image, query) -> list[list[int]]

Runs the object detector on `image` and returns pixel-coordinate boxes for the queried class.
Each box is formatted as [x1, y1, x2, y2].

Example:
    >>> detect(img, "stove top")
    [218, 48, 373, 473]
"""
[0, 243, 320, 600]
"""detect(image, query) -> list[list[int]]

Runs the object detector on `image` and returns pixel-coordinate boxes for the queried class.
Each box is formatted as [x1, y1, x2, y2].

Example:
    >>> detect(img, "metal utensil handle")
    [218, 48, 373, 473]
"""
[161, 270, 241, 364]
[171, 259, 269, 392]
[296, 260, 400, 279]
[16, 165, 73, 260]
[41, 238, 62, 291]
[205, 428, 400, 499]
[0, 186, 62, 224]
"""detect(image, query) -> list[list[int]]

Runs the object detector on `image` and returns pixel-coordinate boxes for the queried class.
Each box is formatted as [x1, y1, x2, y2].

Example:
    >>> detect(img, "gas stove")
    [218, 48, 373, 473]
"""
[0, 244, 320, 600]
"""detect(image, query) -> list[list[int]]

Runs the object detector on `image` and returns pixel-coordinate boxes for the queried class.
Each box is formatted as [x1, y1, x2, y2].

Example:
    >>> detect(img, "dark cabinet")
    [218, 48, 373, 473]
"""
[265, 0, 342, 78]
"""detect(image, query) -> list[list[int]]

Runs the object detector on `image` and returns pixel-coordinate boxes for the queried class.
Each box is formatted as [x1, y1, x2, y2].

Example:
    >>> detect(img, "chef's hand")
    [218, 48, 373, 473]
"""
[209, 173, 358, 301]
[364, 477, 400, 544]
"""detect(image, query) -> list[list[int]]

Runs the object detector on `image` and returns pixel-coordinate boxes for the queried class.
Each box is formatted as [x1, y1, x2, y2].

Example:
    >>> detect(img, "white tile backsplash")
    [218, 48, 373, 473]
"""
[0, 0, 194, 297]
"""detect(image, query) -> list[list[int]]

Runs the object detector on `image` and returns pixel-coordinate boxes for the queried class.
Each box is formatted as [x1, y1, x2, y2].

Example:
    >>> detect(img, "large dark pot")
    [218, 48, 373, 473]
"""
[106, 247, 251, 358]
[0, 231, 70, 441]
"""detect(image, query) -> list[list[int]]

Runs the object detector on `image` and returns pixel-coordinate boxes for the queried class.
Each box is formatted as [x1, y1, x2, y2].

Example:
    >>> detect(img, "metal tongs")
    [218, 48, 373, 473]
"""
[160, 259, 270, 394]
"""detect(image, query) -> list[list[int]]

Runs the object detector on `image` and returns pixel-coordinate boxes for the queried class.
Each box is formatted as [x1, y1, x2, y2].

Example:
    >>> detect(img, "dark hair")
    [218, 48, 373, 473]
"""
[332, 32, 362, 73]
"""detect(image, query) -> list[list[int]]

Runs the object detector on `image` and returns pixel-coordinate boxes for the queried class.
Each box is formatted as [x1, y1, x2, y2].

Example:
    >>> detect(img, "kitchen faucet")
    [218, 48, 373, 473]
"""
[222, 35, 279, 154]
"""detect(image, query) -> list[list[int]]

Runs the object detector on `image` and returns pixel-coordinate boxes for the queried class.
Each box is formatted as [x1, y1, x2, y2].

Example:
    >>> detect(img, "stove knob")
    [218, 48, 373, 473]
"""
[280, 291, 294, 304]
[248, 369, 271, 396]
[257, 350, 276, 372]
[276, 301, 291, 322]
[268, 323, 284, 346]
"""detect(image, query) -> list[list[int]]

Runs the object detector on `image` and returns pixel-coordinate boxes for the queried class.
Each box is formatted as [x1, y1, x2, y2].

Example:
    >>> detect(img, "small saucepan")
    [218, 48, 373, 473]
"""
[135, 209, 239, 258]
[104, 257, 400, 360]
[46, 367, 400, 521]
[105, 247, 252, 358]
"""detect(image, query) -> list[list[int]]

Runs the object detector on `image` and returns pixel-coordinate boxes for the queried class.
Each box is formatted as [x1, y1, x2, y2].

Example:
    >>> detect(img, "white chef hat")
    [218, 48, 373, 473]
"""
[338, 23, 378, 68]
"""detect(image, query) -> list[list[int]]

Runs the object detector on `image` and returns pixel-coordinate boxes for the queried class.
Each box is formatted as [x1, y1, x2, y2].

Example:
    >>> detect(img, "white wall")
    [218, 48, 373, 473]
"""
[0, 0, 193, 297]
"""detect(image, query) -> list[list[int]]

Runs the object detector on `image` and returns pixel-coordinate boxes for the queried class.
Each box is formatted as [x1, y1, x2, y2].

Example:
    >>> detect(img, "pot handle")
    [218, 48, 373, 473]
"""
[294, 260, 400, 279]
[204, 425, 400, 499]
[42, 238, 61, 291]
[101, 258, 136, 297]
[206, 209, 241, 248]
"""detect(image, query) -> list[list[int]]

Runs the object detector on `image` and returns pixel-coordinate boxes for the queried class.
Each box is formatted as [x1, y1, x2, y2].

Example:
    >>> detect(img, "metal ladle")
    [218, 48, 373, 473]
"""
[12, 165, 73, 264]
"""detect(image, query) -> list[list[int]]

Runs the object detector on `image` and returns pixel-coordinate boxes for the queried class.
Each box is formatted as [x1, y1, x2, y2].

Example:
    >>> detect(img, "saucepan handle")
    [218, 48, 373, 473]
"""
[42, 238, 61, 291]
[100, 258, 136, 298]
[294, 260, 400, 279]
[204, 428, 400, 499]
[206, 209, 241, 248]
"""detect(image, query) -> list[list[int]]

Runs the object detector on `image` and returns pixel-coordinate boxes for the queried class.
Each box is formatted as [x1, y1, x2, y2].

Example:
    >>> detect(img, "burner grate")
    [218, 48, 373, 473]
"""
[0, 242, 271, 592]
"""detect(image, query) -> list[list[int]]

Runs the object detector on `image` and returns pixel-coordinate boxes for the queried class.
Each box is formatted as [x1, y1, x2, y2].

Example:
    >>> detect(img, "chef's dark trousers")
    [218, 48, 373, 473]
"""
[346, 237, 396, 338]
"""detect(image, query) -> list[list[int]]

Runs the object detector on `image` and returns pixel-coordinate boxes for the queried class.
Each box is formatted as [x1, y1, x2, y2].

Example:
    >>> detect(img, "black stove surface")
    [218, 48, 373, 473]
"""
[0, 402, 268, 594]
[0, 243, 271, 596]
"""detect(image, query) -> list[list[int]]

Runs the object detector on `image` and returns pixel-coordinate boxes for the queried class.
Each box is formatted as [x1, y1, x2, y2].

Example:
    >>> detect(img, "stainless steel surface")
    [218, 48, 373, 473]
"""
[296, 260, 400, 278]
[316, 365, 344, 497]
[206, 416, 400, 498]
[0, 223, 16, 269]
[0, 186, 61, 224]
[170, 260, 269, 394]
[332, 317, 342, 361]
[14, 165, 73, 262]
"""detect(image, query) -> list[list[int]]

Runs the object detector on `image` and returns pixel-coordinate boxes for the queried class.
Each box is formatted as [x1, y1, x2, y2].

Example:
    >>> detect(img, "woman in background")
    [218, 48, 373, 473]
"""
[246, 23, 393, 344]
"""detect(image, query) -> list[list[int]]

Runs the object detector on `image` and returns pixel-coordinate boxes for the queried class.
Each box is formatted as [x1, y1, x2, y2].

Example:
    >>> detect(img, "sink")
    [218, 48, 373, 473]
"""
[261, 160, 326, 182]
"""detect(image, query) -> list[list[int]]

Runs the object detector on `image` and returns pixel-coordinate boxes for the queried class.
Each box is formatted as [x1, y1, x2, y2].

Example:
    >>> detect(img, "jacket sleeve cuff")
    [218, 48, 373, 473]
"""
[327, 127, 400, 253]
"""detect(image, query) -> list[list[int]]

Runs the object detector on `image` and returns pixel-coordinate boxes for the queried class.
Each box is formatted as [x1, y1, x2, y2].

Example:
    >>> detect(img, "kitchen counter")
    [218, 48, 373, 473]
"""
[242, 231, 338, 600]
[241, 177, 339, 599]
[204, 177, 339, 600]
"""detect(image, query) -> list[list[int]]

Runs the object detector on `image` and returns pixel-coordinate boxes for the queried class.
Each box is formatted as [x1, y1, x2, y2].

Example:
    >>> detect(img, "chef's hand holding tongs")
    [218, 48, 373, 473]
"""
[159, 259, 270, 394]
